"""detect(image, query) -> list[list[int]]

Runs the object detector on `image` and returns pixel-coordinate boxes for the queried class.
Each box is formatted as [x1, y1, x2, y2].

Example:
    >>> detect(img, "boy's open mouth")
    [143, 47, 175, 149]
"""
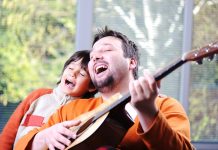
[65, 79, 75, 87]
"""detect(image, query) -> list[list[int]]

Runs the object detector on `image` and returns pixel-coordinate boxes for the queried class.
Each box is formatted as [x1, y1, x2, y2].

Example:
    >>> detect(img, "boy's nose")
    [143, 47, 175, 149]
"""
[71, 66, 80, 77]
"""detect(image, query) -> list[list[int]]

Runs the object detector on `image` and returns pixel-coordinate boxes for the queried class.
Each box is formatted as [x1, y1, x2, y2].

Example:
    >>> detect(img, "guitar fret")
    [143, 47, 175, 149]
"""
[209, 42, 218, 48]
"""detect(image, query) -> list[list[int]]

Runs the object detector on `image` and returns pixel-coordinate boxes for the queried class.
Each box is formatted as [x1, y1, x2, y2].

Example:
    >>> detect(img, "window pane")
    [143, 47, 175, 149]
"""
[189, 0, 218, 142]
[93, 0, 184, 99]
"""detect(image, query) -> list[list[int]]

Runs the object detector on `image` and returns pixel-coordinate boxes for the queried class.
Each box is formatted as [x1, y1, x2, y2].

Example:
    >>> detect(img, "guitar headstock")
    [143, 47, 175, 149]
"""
[182, 41, 218, 64]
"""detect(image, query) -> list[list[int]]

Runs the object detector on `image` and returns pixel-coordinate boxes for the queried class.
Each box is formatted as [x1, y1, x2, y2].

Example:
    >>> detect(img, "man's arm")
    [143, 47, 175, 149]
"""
[129, 70, 194, 149]
[14, 101, 83, 150]
[136, 98, 194, 149]
[129, 70, 158, 131]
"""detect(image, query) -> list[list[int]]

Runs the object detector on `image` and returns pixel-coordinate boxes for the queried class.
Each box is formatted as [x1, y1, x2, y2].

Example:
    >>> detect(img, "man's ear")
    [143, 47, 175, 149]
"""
[129, 58, 137, 70]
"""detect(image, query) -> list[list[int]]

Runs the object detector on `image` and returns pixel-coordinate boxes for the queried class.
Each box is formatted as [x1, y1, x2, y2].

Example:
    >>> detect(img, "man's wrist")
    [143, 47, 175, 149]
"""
[31, 132, 47, 150]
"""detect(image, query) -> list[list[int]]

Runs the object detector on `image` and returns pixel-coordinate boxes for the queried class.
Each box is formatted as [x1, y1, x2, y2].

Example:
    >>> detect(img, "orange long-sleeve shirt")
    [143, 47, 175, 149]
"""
[15, 95, 194, 150]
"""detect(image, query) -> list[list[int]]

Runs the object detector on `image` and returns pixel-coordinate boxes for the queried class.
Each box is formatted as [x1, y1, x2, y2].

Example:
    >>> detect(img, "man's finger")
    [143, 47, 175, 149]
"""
[56, 125, 77, 139]
[52, 141, 65, 150]
[48, 144, 55, 150]
[62, 120, 81, 128]
[56, 132, 72, 146]
[143, 70, 157, 94]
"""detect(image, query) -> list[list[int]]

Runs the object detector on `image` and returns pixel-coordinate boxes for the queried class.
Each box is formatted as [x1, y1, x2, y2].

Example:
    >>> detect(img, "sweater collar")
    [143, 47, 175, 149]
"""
[53, 86, 79, 105]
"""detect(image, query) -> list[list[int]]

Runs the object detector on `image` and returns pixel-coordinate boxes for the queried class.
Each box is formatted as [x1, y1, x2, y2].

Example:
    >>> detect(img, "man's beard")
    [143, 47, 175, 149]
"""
[93, 75, 115, 93]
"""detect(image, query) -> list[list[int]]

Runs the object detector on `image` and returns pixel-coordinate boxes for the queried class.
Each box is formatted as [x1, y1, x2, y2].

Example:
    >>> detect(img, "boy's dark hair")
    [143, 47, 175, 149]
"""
[92, 26, 139, 79]
[57, 50, 97, 98]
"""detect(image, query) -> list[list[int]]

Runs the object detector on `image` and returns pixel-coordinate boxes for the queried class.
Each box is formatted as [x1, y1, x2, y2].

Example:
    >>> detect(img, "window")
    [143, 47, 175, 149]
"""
[91, 0, 218, 148]
[93, 0, 184, 99]
[189, 0, 218, 145]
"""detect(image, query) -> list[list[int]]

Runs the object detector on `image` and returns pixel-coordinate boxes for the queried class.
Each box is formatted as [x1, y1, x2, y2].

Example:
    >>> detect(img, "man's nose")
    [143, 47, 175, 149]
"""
[92, 54, 103, 61]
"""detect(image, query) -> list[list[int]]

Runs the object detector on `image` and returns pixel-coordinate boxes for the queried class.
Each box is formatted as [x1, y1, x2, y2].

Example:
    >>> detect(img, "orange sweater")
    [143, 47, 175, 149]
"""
[0, 88, 52, 150]
[15, 95, 194, 150]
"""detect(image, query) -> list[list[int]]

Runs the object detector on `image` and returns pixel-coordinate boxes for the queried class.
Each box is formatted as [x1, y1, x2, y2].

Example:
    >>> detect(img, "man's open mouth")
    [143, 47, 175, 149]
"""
[95, 64, 108, 74]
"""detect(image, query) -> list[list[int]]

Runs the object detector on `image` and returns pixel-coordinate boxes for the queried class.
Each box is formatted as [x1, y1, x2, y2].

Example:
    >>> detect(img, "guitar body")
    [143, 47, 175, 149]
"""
[67, 112, 129, 150]
[66, 112, 109, 149]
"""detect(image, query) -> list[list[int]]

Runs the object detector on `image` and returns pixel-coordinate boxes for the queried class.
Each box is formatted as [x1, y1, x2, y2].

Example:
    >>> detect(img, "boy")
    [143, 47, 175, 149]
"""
[0, 50, 96, 149]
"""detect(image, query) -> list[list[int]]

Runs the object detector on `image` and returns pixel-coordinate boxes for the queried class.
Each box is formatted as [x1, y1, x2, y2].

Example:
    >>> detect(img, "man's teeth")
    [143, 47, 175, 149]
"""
[96, 65, 107, 74]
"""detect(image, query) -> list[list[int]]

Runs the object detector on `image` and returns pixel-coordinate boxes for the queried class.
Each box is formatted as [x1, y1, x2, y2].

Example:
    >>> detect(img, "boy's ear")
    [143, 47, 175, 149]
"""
[88, 84, 96, 92]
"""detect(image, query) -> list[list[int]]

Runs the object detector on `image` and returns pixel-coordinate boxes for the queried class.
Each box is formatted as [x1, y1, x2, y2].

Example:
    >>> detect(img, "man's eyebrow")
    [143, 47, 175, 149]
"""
[92, 43, 113, 51]
[101, 43, 115, 48]
[103, 43, 112, 46]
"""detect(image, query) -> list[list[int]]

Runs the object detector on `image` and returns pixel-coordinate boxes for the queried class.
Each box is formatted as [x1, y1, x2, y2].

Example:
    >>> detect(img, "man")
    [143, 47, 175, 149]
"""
[15, 27, 194, 150]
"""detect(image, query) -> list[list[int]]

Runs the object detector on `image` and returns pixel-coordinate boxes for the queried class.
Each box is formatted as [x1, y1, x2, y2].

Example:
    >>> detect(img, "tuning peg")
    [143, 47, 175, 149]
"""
[209, 42, 218, 48]
[215, 79, 218, 86]
[215, 54, 218, 64]
[196, 59, 203, 65]
[207, 55, 214, 61]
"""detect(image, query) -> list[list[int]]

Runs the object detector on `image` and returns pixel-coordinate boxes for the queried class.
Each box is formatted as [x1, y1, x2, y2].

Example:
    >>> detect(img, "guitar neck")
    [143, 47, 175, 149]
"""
[154, 58, 186, 81]
[117, 58, 187, 105]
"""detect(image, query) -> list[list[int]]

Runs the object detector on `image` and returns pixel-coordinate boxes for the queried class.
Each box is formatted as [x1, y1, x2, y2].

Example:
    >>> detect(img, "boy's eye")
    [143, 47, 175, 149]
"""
[80, 70, 87, 77]
[68, 64, 74, 70]
[80, 73, 85, 76]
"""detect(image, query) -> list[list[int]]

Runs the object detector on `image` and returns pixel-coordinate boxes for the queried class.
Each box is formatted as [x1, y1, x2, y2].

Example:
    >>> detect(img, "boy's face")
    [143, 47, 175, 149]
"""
[59, 59, 91, 97]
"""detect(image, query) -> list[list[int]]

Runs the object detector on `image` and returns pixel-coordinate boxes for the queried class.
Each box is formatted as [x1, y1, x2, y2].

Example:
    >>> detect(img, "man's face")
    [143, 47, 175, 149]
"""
[88, 36, 130, 92]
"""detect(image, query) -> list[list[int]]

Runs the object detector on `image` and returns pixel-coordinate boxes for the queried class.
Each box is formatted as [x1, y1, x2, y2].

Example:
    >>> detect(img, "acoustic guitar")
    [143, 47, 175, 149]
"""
[65, 41, 218, 150]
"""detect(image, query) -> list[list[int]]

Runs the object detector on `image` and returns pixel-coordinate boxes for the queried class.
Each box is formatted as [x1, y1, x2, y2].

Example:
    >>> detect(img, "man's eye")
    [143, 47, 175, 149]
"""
[90, 56, 93, 60]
